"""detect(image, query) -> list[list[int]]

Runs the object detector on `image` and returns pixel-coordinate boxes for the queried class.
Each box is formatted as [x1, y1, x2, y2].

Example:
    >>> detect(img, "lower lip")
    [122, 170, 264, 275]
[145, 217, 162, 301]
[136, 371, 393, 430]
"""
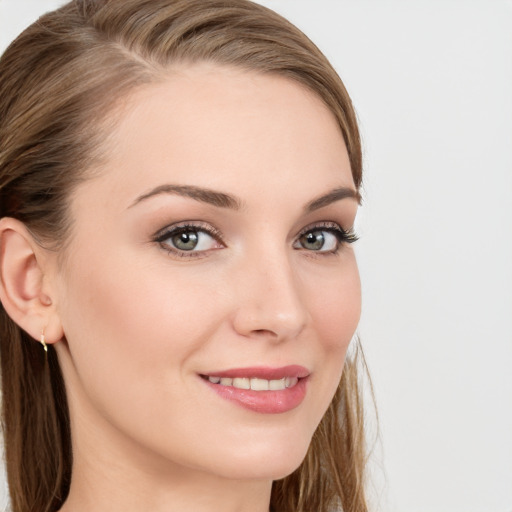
[202, 377, 308, 414]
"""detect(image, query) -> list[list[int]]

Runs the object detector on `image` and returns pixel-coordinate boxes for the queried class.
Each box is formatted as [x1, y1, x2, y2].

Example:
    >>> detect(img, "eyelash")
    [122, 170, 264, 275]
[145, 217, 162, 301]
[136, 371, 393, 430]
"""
[296, 222, 359, 253]
[153, 222, 223, 258]
[153, 221, 358, 258]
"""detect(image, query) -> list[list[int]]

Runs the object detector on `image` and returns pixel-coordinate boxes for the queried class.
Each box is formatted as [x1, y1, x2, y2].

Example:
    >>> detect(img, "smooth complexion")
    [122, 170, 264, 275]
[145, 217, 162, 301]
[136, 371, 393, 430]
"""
[42, 65, 361, 512]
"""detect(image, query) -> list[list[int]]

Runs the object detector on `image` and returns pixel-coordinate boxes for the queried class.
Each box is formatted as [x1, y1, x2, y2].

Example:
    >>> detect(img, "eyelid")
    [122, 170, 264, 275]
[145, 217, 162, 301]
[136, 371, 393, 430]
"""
[296, 221, 358, 241]
[151, 220, 358, 259]
[294, 221, 359, 252]
[152, 221, 225, 257]
[153, 221, 222, 241]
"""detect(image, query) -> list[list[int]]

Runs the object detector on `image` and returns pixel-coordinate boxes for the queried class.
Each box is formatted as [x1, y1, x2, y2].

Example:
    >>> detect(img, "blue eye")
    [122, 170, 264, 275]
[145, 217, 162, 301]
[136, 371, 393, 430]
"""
[155, 224, 223, 254]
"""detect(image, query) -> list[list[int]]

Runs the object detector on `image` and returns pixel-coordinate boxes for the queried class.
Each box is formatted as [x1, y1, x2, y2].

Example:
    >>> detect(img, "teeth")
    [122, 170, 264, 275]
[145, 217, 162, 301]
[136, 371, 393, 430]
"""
[207, 375, 299, 390]
[285, 377, 298, 388]
[269, 378, 286, 390]
[250, 378, 269, 391]
[233, 377, 250, 389]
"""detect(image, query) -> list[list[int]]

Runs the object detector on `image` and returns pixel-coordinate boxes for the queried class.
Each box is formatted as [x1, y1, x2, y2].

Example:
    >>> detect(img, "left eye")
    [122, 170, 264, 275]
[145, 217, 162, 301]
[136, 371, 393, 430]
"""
[295, 229, 339, 252]
[158, 227, 220, 252]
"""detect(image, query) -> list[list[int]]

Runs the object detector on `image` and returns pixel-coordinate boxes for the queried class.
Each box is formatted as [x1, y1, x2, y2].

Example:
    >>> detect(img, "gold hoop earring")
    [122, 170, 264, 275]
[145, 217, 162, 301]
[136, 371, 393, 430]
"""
[40, 331, 48, 353]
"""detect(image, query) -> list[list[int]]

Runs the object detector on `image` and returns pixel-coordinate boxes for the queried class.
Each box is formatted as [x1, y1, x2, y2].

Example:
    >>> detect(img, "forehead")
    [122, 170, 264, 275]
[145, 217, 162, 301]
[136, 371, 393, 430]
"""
[76, 64, 354, 211]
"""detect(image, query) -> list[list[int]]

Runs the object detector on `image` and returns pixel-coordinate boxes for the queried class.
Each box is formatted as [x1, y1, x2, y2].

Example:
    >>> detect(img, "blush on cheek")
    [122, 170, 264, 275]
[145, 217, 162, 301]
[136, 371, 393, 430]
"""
[314, 281, 361, 351]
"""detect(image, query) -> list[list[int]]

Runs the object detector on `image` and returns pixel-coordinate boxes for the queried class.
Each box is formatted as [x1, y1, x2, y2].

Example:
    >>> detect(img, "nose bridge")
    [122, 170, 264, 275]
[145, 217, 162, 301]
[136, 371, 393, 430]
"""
[232, 242, 308, 340]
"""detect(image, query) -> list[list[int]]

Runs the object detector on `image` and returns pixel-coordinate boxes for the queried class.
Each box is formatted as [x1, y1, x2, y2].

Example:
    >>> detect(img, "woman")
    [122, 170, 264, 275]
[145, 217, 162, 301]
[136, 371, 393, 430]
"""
[0, 1, 368, 511]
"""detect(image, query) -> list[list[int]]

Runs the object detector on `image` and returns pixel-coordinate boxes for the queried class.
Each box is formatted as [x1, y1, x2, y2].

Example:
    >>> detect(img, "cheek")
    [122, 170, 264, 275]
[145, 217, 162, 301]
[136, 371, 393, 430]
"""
[308, 251, 361, 352]
[298, 250, 361, 421]
[55, 248, 239, 475]
[55, 246, 222, 412]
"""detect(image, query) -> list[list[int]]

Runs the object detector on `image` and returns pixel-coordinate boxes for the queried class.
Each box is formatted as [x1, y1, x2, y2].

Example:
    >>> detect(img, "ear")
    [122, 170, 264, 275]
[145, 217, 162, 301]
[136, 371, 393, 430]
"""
[0, 217, 63, 344]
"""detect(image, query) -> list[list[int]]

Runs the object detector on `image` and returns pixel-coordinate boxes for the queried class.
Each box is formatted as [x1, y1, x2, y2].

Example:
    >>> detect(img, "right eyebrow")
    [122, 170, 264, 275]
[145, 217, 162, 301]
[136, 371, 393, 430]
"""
[128, 184, 243, 210]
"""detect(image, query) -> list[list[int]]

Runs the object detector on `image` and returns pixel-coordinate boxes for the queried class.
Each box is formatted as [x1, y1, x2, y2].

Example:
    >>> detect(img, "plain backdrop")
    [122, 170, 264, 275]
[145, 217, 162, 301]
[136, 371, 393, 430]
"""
[0, 1, 511, 511]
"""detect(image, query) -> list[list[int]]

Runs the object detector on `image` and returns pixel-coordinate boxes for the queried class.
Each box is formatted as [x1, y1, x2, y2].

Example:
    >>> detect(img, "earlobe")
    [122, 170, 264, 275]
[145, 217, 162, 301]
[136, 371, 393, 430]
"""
[0, 217, 62, 344]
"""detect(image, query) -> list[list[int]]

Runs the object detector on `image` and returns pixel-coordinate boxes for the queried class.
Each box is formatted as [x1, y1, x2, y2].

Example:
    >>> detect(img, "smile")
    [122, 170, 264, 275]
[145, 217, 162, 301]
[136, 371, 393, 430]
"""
[205, 376, 299, 391]
[200, 366, 309, 414]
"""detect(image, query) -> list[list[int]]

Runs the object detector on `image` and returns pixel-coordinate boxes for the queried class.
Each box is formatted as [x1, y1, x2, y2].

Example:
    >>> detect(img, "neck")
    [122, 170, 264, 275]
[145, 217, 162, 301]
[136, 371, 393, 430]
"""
[61, 465, 272, 512]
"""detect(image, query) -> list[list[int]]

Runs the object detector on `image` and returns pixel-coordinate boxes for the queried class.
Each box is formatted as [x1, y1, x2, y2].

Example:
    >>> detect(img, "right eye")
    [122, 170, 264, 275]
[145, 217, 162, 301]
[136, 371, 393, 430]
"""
[155, 224, 223, 256]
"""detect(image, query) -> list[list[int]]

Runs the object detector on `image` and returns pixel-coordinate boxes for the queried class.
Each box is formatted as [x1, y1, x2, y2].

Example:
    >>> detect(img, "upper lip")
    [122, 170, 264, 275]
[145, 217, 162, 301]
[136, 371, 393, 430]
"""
[201, 365, 310, 380]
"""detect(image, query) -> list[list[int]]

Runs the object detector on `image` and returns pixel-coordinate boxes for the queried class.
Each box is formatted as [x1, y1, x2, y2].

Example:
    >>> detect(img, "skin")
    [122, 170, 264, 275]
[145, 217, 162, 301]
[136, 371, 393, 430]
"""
[15, 65, 361, 512]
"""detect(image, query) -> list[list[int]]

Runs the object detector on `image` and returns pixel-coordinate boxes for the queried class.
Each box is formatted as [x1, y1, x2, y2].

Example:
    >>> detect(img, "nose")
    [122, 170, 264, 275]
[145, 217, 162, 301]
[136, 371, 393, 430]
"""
[231, 251, 308, 342]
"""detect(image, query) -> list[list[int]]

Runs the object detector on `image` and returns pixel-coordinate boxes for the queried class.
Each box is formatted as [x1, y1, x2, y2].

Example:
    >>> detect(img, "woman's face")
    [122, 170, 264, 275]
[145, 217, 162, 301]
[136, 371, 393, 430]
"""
[51, 64, 361, 482]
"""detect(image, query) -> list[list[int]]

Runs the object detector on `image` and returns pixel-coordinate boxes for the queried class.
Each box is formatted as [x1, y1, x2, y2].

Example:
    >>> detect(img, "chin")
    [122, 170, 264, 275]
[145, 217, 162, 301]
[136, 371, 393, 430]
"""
[201, 428, 313, 481]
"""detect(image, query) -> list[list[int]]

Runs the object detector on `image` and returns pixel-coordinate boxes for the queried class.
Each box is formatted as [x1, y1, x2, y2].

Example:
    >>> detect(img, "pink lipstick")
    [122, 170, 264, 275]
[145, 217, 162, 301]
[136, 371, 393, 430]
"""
[200, 365, 309, 414]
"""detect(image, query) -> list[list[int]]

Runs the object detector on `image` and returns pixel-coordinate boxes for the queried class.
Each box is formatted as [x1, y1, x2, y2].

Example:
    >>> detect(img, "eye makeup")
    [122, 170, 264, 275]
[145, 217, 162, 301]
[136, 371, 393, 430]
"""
[294, 221, 358, 255]
[151, 218, 358, 260]
[153, 221, 225, 258]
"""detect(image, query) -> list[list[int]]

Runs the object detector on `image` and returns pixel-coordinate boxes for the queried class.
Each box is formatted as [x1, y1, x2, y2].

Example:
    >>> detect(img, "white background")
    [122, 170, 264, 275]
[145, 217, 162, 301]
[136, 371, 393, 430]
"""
[1, 1, 511, 511]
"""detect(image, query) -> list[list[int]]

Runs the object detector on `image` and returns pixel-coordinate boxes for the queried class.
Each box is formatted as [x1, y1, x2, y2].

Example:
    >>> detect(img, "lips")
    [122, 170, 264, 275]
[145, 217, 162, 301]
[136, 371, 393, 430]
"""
[200, 365, 309, 414]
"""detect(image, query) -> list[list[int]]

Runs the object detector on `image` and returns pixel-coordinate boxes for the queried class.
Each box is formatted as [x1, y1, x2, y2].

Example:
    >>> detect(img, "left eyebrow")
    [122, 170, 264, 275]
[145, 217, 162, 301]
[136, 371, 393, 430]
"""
[304, 187, 361, 212]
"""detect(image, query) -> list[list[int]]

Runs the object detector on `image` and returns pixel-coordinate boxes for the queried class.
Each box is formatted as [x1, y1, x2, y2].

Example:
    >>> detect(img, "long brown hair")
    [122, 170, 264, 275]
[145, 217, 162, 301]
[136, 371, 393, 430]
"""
[0, 1, 368, 511]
